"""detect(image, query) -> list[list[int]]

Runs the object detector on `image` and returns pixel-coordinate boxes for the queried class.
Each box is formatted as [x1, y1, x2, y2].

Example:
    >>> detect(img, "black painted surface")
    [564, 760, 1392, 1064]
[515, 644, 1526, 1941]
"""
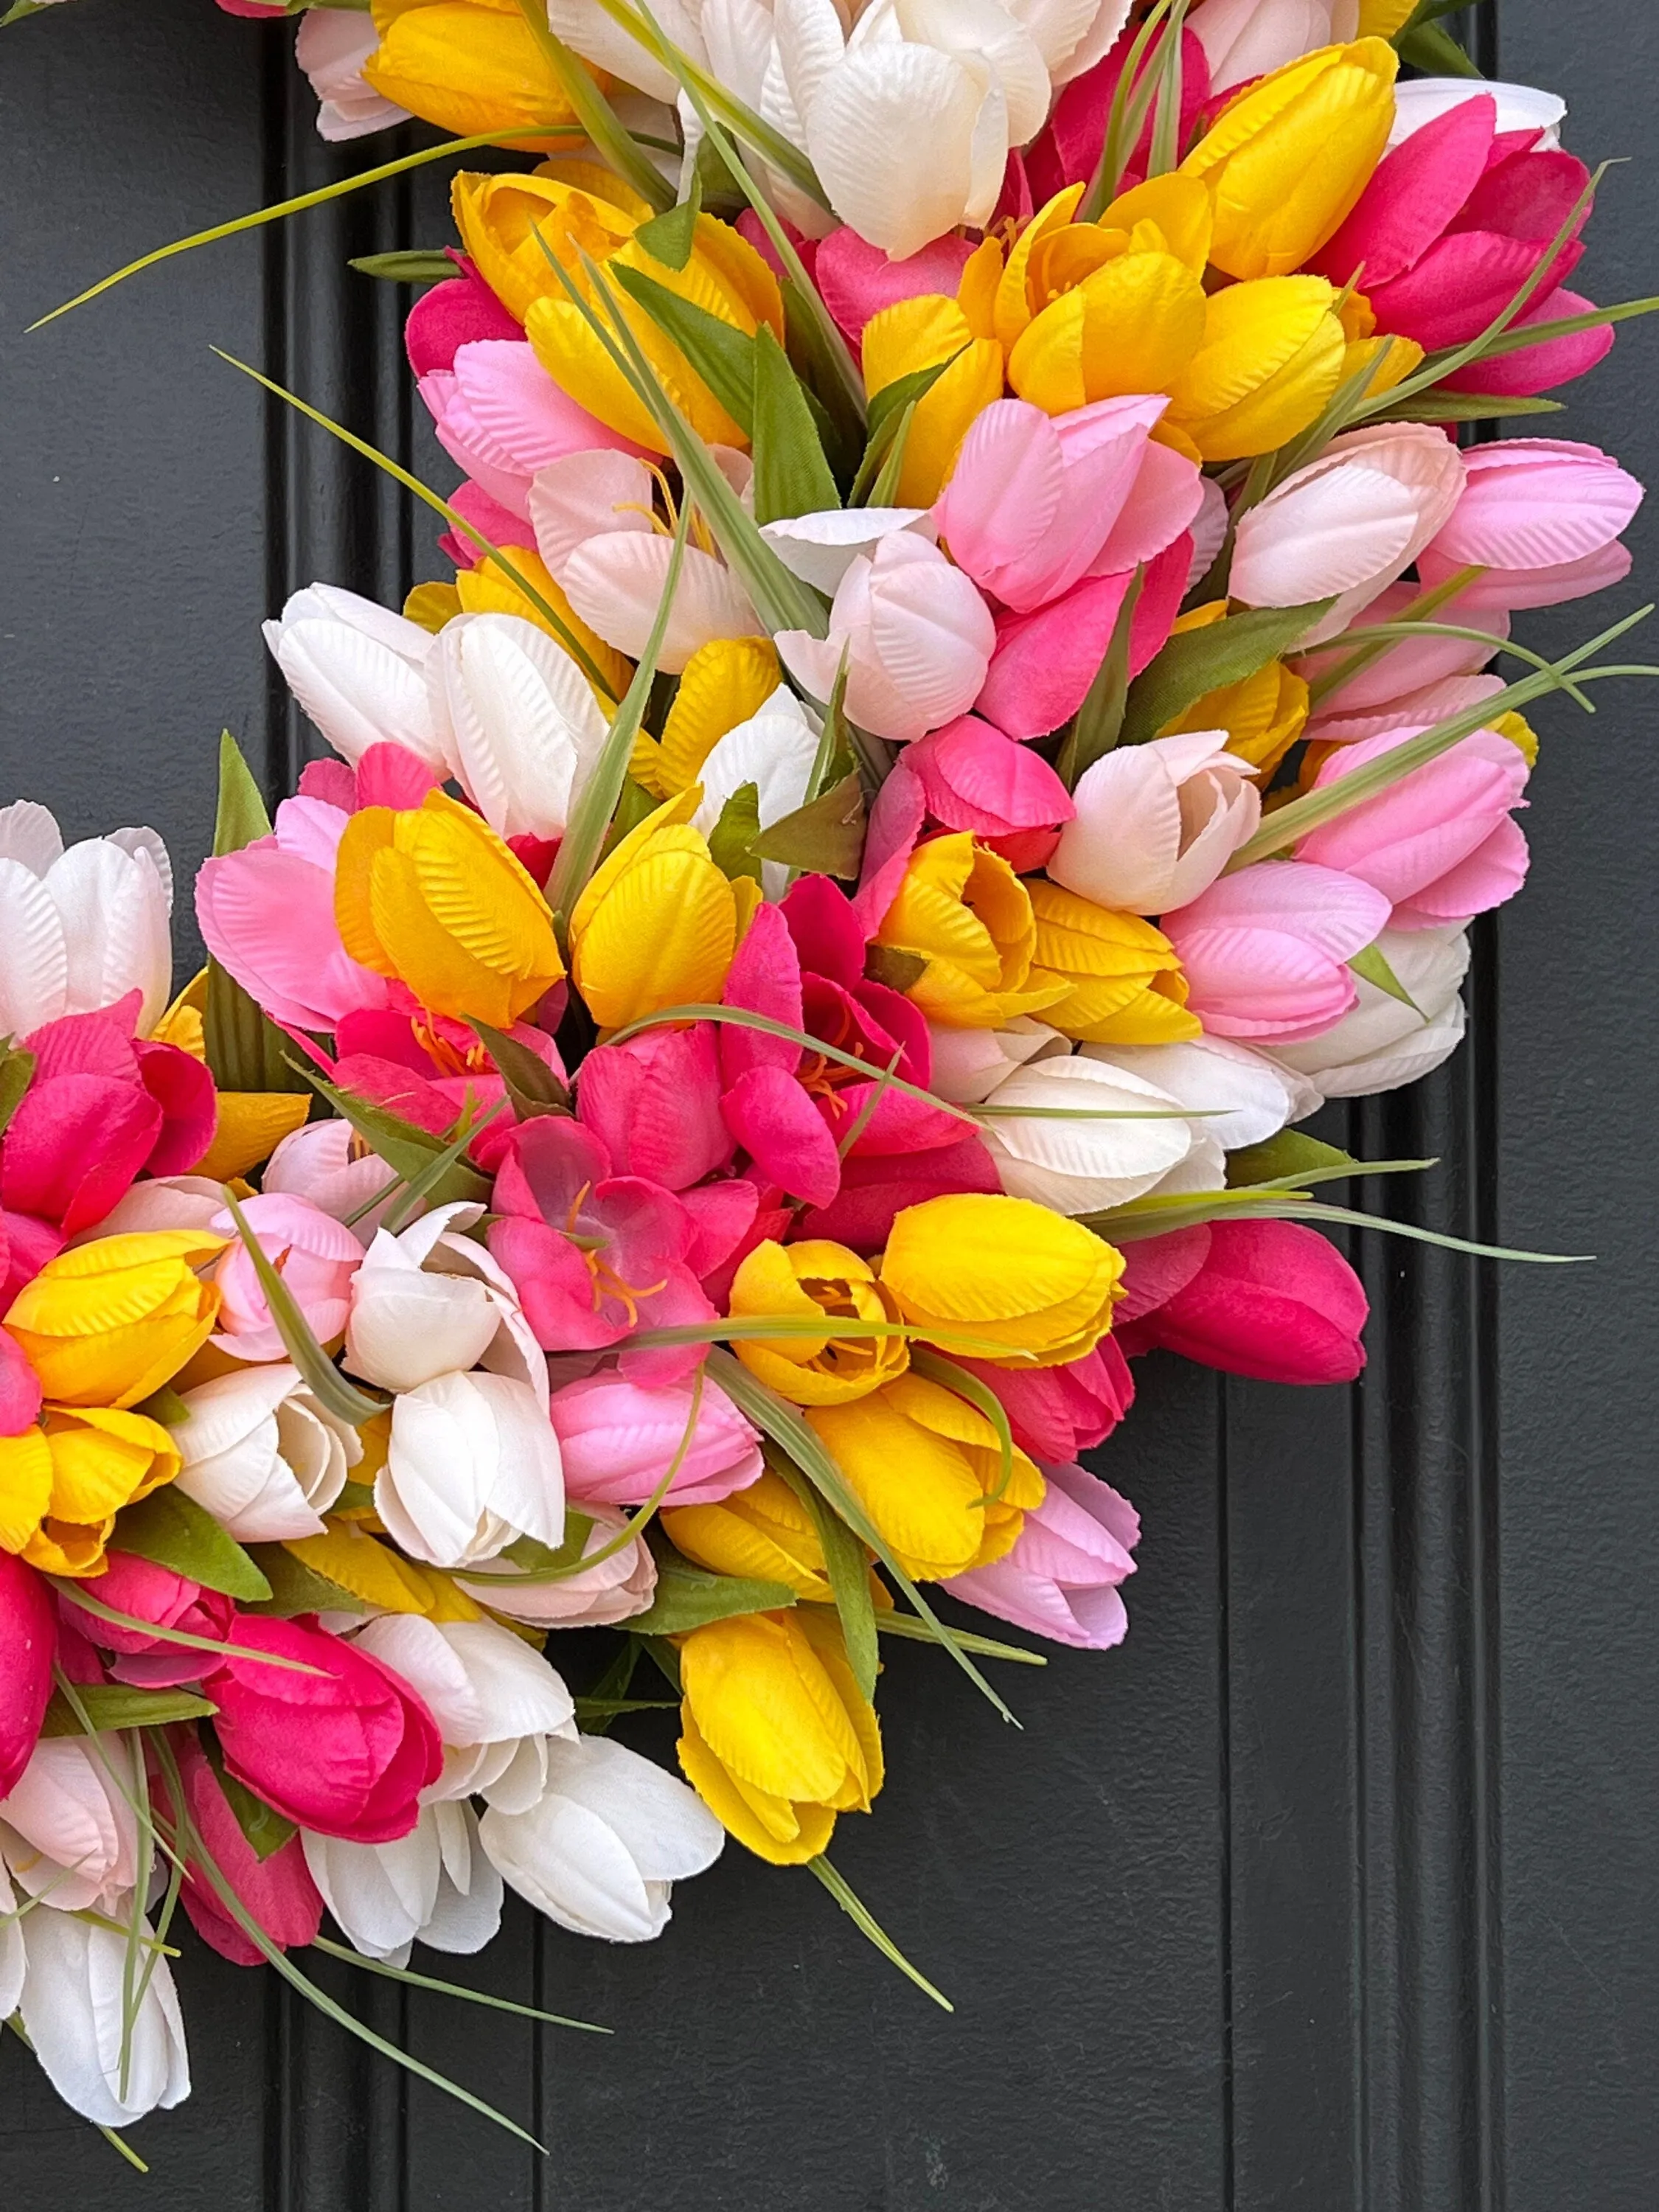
[0, 3, 1654, 2206]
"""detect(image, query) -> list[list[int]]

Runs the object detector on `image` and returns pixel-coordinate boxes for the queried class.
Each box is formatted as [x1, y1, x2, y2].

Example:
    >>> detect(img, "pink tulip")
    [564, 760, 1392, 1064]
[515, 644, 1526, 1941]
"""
[1309, 94, 1609, 395]
[934, 395, 1203, 613]
[1117, 1218, 1368, 1384]
[420, 339, 641, 522]
[945, 1460, 1139, 1649]
[956, 1340, 1133, 1462]
[550, 1371, 764, 1509]
[296, 7, 407, 142]
[1416, 437, 1644, 611]
[975, 531, 1189, 741]
[60, 1554, 235, 1689]
[0, 1554, 55, 1798]
[195, 793, 391, 1035]
[405, 257, 523, 377]
[1161, 861, 1392, 1042]
[161, 1731, 324, 1967]
[1295, 725, 1530, 930]
[0, 1324, 43, 1433]
[210, 1193, 364, 1363]
[296, 742, 442, 816]
[1026, 23, 1210, 203]
[777, 534, 995, 743]
[0, 1211, 63, 1314]
[905, 717, 1074, 871]
[459, 1508, 658, 1626]
[263, 1118, 408, 1242]
[1050, 728, 1261, 914]
[204, 1613, 442, 1845]
[1295, 582, 1511, 745]
[817, 226, 975, 348]
[1186, 0, 1346, 94]
[577, 1026, 734, 1193]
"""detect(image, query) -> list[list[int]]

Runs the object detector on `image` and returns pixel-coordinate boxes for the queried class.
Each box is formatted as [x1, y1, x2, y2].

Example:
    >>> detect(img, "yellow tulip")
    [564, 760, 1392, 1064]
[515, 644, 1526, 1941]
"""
[454, 552, 632, 704]
[284, 1523, 484, 1621]
[364, 0, 595, 150]
[451, 165, 649, 323]
[1359, 0, 1417, 29]
[568, 787, 744, 1031]
[872, 832, 1065, 1030]
[655, 637, 782, 796]
[1180, 38, 1399, 280]
[1164, 275, 1349, 461]
[0, 1407, 181, 1578]
[1026, 884, 1202, 1046]
[193, 1093, 312, 1186]
[808, 1374, 1044, 1582]
[879, 1191, 1123, 1368]
[1162, 655, 1311, 779]
[861, 237, 1007, 504]
[665, 1468, 843, 1601]
[334, 788, 563, 1029]
[728, 1239, 909, 1407]
[675, 1607, 882, 1864]
[7, 1232, 225, 1411]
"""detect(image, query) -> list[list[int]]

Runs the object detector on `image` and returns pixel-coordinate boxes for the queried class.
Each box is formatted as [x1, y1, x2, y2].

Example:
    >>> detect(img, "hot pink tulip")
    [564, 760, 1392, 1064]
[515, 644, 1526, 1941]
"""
[0, 1324, 43, 1431]
[405, 256, 523, 375]
[934, 395, 1203, 613]
[815, 226, 975, 349]
[161, 1731, 324, 1967]
[438, 479, 540, 571]
[550, 1371, 764, 1509]
[1161, 861, 1392, 1042]
[956, 1340, 1134, 1462]
[204, 1613, 442, 1844]
[296, 743, 442, 815]
[60, 1553, 235, 1689]
[975, 531, 1189, 741]
[945, 1461, 1140, 1649]
[0, 1553, 55, 1798]
[1296, 725, 1530, 930]
[798, 1133, 1001, 1252]
[577, 1026, 734, 1193]
[327, 1001, 562, 1175]
[905, 718, 1074, 872]
[420, 339, 641, 521]
[211, 1194, 364, 1363]
[1417, 437, 1644, 611]
[1026, 23, 1211, 204]
[1309, 94, 1610, 396]
[1118, 1218, 1368, 1384]
[0, 1210, 63, 1315]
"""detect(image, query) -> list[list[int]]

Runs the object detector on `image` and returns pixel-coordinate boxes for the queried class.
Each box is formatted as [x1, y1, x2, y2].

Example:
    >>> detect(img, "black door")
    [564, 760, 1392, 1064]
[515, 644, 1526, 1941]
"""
[1, 5, 1655, 2205]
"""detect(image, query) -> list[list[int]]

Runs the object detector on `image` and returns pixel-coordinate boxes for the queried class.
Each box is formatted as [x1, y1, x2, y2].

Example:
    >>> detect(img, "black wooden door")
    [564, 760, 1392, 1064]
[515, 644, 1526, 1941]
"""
[1, 5, 1655, 2206]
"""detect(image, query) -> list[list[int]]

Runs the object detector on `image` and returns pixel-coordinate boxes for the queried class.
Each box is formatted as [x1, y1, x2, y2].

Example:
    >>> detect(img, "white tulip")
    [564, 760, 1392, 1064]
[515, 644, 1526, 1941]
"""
[543, 0, 708, 103]
[18, 1905, 190, 2127]
[377, 1370, 564, 1569]
[345, 1202, 546, 1401]
[1080, 1034, 1308, 1151]
[169, 1363, 361, 1543]
[1388, 76, 1565, 151]
[689, 690, 821, 899]
[0, 801, 173, 1037]
[1050, 731, 1262, 915]
[459, 1506, 658, 1627]
[262, 582, 446, 770]
[530, 450, 758, 673]
[0, 1862, 24, 2020]
[976, 1054, 1197, 1214]
[925, 1017, 1067, 1104]
[425, 613, 610, 842]
[303, 1802, 502, 1964]
[480, 1733, 724, 1943]
[296, 8, 410, 140]
[1265, 925, 1471, 1105]
[352, 1615, 577, 1813]
[0, 1737, 139, 1913]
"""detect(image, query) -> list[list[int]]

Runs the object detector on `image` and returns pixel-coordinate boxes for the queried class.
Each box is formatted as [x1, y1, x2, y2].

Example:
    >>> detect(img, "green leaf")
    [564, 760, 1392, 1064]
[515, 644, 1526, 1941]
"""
[1120, 601, 1335, 745]
[244, 1545, 370, 1619]
[0, 1046, 36, 1138]
[747, 769, 866, 879]
[347, 250, 457, 284]
[630, 1537, 799, 1636]
[1055, 568, 1142, 787]
[222, 1192, 388, 1428]
[608, 262, 756, 433]
[133, 1385, 191, 1427]
[849, 354, 956, 504]
[874, 1613, 1046, 1666]
[307, 1935, 608, 2032]
[1084, 1183, 1585, 1262]
[863, 944, 927, 992]
[781, 275, 865, 480]
[1225, 1130, 1356, 1189]
[708, 781, 765, 885]
[211, 727, 272, 854]
[1375, 390, 1563, 423]
[633, 172, 702, 271]
[296, 1065, 491, 1208]
[1439, 291, 1659, 369]
[751, 324, 840, 524]
[1397, 18, 1480, 73]
[40, 1684, 217, 1736]
[1348, 939, 1421, 1012]
[868, 400, 918, 507]
[808, 1855, 953, 2011]
[465, 1020, 571, 1118]
[2, 2, 57, 24]
[381, 1094, 504, 1234]
[766, 1452, 878, 1701]
[108, 1487, 274, 1601]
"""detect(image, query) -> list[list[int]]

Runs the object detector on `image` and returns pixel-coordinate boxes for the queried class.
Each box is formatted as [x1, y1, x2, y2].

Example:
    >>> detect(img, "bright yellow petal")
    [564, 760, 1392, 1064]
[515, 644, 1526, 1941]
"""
[195, 1093, 311, 1184]
[365, 3, 587, 150]
[0, 1430, 54, 1554]
[658, 637, 782, 794]
[676, 1709, 837, 1863]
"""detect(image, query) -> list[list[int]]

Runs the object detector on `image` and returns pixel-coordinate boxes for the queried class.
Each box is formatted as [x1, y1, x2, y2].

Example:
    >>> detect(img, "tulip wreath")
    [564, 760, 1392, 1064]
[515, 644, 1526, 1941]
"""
[2, 0, 1655, 2154]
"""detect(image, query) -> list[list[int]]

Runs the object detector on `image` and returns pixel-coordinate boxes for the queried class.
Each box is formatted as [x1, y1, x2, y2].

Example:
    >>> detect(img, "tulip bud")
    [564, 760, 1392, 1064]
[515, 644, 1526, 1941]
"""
[945, 1458, 1140, 1649]
[1123, 1218, 1368, 1382]
[975, 1054, 1196, 1215]
[263, 1118, 406, 1242]
[18, 1905, 189, 2128]
[1165, 276, 1349, 462]
[458, 1505, 658, 1627]
[956, 1340, 1135, 1461]
[1051, 731, 1262, 914]
[302, 1799, 502, 1962]
[0, 1405, 179, 1577]
[1265, 924, 1470, 1102]
[729, 1238, 910, 1406]
[551, 1371, 763, 1510]
[575, 1026, 734, 1192]
[1160, 654, 1310, 779]
[0, 1736, 139, 1911]
[362, 1, 588, 149]
[568, 787, 743, 1032]
[880, 1191, 1124, 1367]
[205, 1613, 442, 1845]
[262, 582, 446, 770]
[0, 801, 174, 1042]
[1161, 860, 1392, 1041]
[425, 613, 609, 843]
[873, 832, 1062, 1029]
[1416, 438, 1644, 611]
[420, 335, 636, 520]
[60, 1549, 233, 1686]
[345, 1203, 543, 1399]
[4, 1231, 221, 1410]
[664, 1467, 844, 1600]
[675, 1607, 882, 1865]
[481, 1732, 724, 1940]
[377, 1368, 565, 1570]
[1026, 883, 1200, 1045]
[169, 1362, 361, 1543]
[352, 1614, 576, 1813]
[777, 536, 995, 744]
[297, 7, 409, 141]
[925, 1015, 1067, 1103]
[209, 1193, 362, 1365]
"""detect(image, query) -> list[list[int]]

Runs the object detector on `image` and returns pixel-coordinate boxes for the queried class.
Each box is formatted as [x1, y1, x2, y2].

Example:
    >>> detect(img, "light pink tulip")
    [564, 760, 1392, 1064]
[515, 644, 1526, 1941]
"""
[933, 394, 1203, 613]
[1416, 437, 1644, 611]
[1161, 860, 1392, 1042]
[211, 1193, 364, 1362]
[263, 1118, 409, 1243]
[1230, 422, 1467, 643]
[0, 1737, 137, 1911]
[550, 1372, 763, 1509]
[944, 1461, 1139, 1650]
[1049, 728, 1261, 914]
[1295, 725, 1530, 929]
[1187, 0, 1356, 94]
[296, 7, 408, 140]
[1295, 581, 1512, 745]
[420, 340, 640, 521]
[776, 534, 995, 742]
[459, 1509, 658, 1627]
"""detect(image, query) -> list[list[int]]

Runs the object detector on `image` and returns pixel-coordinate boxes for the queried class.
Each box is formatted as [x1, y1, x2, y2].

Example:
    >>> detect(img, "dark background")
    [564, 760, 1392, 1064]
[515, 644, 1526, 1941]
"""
[1, 4, 1655, 2205]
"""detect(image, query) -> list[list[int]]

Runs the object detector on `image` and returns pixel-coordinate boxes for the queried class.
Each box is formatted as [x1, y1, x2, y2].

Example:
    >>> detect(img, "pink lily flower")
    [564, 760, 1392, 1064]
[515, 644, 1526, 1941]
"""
[577, 1025, 734, 1194]
[1308, 94, 1611, 397]
[934, 394, 1203, 613]
[944, 1460, 1140, 1651]
[327, 1003, 564, 1175]
[1161, 861, 1392, 1043]
[1416, 437, 1644, 611]
[487, 1119, 717, 1384]
[420, 339, 642, 523]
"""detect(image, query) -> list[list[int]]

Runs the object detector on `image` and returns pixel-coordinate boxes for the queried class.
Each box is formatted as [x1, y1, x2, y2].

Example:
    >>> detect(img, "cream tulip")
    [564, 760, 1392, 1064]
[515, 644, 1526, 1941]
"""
[689, 690, 821, 899]
[1049, 731, 1262, 916]
[975, 1053, 1197, 1214]
[1264, 924, 1471, 1103]
[345, 1203, 546, 1402]
[352, 1615, 577, 1814]
[458, 1507, 658, 1627]
[0, 1737, 139, 1913]
[262, 582, 445, 770]
[425, 612, 610, 843]
[0, 801, 173, 1038]
[302, 1801, 502, 1964]
[18, 1905, 190, 2128]
[170, 1362, 361, 1543]
[377, 1370, 565, 1570]
[263, 1118, 409, 1244]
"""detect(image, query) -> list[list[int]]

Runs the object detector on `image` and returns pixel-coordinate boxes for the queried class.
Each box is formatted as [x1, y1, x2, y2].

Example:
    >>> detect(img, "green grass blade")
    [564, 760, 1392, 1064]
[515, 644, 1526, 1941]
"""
[307, 1936, 610, 2032]
[509, 0, 674, 211]
[808, 1856, 953, 2011]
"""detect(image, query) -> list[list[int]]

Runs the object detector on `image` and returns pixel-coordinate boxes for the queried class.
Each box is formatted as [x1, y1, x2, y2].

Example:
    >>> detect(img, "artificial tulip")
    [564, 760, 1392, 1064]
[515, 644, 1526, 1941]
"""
[872, 832, 1061, 1028]
[956, 1340, 1135, 1461]
[262, 582, 446, 769]
[1266, 923, 1470, 1102]
[1160, 651, 1310, 779]
[460, 1503, 658, 1624]
[880, 1189, 1123, 1366]
[0, 1737, 138, 1910]
[550, 1371, 764, 1510]
[1189, 0, 1416, 95]
[1417, 439, 1644, 610]
[576, 1024, 733, 1192]
[675, 1606, 882, 1864]
[298, 6, 408, 140]
[568, 787, 743, 1032]
[973, 1054, 1197, 1214]
[420, 337, 638, 521]
[689, 694, 821, 902]
[425, 612, 609, 842]
[1121, 1217, 1368, 1383]
[362, 0, 590, 148]
[925, 1015, 1065, 1102]
[945, 1458, 1140, 1649]
[1164, 276, 1351, 462]
[1160, 860, 1391, 1041]
[170, 1362, 362, 1543]
[974, 538, 1190, 740]
[18, 1905, 189, 2128]
[1051, 731, 1262, 914]
[303, 1800, 502, 1962]
[860, 281, 1006, 507]
[729, 1237, 910, 1405]
[377, 1368, 565, 1570]
[650, 636, 785, 796]
[664, 1467, 846, 1601]
[0, 801, 174, 1040]
[905, 718, 1075, 866]
[4, 1230, 223, 1410]
[0, 1554, 54, 1796]
[1026, 884, 1200, 1044]
[164, 1731, 324, 1966]
[352, 1613, 576, 1812]
[481, 1731, 725, 1939]
[345, 1202, 544, 1398]
[209, 1193, 362, 1364]
[263, 1118, 406, 1242]
[1085, 1033, 1308, 1149]
[61, 1550, 233, 1685]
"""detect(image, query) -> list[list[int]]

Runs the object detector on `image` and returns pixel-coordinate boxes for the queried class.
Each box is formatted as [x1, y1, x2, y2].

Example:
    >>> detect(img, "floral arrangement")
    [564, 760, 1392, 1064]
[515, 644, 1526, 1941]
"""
[4, 0, 1654, 2160]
